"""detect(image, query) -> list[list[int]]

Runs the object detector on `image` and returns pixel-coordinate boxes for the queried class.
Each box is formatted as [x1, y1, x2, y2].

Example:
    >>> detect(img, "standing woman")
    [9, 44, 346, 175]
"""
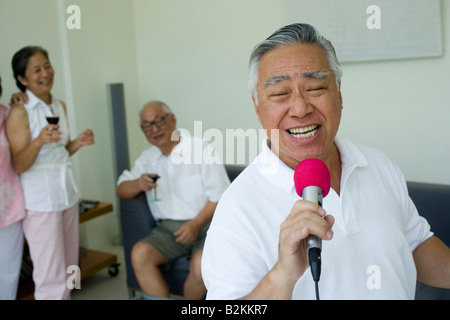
[6, 46, 94, 300]
[0, 74, 25, 300]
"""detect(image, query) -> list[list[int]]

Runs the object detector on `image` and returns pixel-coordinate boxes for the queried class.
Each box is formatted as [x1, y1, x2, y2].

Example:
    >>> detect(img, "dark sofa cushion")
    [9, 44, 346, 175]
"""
[407, 181, 450, 300]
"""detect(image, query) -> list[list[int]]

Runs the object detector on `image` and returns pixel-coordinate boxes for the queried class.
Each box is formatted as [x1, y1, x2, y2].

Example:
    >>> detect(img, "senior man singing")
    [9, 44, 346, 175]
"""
[201, 23, 450, 300]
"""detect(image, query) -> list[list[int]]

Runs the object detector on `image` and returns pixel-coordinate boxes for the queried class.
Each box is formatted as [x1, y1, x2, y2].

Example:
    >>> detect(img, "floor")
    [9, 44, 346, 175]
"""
[71, 244, 131, 300]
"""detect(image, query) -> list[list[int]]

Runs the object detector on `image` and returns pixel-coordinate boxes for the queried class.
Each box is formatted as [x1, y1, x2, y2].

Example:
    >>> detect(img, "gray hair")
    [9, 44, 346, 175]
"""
[248, 23, 343, 104]
[139, 100, 172, 119]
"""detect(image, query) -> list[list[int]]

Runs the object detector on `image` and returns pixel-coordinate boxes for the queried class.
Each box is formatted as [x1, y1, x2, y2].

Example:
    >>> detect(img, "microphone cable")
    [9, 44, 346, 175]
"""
[314, 281, 320, 300]
[308, 247, 321, 300]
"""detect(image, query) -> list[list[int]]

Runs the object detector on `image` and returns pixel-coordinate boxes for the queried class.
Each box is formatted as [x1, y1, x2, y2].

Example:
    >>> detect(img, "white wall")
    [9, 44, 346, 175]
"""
[0, 0, 66, 113]
[132, 0, 287, 162]
[61, 0, 141, 247]
[132, 0, 450, 185]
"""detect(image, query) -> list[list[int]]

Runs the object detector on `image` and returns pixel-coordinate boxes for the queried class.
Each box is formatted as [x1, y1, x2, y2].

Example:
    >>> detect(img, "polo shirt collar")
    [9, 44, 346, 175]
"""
[334, 137, 368, 187]
[152, 130, 187, 160]
[335, 137, 368, 169]
[255, 138, 296, 194]
[256, 137, 369, 195]
[25, 89, 41, 109]
[25, 89, 56, 110]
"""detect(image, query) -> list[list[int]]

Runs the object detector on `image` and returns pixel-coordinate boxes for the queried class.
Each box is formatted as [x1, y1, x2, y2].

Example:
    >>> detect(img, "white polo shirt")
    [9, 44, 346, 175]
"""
[117, 135, 230, 221]
[202, 137, 433, 300]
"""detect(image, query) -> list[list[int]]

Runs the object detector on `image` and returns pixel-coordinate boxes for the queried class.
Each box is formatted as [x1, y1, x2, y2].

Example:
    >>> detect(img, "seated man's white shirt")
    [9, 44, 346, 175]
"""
[202, 137, 433, 300]
[117, 135, 230, 220]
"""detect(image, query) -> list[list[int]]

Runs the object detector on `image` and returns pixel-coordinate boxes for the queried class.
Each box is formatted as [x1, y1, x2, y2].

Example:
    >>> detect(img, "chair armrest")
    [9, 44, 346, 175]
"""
[119, 192, 155, 290]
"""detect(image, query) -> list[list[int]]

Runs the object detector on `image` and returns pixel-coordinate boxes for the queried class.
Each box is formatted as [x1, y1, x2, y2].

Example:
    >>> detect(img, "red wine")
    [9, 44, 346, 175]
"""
[46, 116, 59, 125]
[148, 174, 160, 183]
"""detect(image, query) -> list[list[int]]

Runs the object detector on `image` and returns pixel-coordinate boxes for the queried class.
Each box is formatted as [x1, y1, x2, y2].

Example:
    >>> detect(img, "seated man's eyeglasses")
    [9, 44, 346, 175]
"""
[140, 113, 171, 132]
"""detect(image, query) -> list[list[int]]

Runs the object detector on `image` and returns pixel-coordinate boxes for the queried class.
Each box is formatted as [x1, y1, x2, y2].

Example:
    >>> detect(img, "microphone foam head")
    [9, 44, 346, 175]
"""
[294, 158, 331, 198]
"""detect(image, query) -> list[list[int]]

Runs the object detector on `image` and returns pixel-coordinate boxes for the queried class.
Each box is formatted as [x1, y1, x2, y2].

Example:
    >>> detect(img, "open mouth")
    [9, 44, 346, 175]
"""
[151, 132, 165, 140]
[287, 125, 319, 139]
[38, 79, 52, 86]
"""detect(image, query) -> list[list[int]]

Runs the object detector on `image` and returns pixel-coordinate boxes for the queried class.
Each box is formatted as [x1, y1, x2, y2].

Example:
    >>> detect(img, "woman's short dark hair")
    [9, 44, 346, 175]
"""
[12, 46, 49, 92]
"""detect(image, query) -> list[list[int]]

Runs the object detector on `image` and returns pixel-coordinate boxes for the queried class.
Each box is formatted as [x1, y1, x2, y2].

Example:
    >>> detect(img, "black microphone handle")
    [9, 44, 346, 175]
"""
[301, 186, 323, 283]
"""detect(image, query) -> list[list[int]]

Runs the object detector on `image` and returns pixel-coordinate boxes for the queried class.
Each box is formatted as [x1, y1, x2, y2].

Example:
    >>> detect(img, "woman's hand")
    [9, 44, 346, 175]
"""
[76, 128, 94, 146]
[9, 92, 28, 106]
[37, 124, 62, 146]
[66, 128, 94, 155]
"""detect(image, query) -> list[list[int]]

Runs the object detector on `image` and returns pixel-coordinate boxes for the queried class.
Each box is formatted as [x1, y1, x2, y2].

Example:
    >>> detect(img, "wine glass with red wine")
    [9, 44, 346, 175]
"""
[46, 115, 59, 125]
[46, 105, 62, 146]
[148, 173, 161, 201]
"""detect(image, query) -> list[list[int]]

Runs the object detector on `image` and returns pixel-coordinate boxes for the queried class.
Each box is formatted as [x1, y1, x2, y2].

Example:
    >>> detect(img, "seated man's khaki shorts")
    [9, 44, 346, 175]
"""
[139, 219, 210, 263]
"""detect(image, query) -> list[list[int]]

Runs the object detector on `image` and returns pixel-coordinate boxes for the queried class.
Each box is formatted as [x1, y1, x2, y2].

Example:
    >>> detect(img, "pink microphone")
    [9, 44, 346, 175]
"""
[293, 158, 331, 298]
[294, 158, 331, 199]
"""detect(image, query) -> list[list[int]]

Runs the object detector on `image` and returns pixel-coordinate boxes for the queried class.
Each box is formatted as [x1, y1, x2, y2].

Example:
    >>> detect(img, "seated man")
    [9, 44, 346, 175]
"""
[116, 101, 230, 299]
[202, 23, 450, 300]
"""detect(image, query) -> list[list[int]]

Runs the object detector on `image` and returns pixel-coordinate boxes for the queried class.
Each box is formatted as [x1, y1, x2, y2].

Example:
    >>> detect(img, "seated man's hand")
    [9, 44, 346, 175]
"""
[138, 174, 157, 192]
[173, 220, 201, 245]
